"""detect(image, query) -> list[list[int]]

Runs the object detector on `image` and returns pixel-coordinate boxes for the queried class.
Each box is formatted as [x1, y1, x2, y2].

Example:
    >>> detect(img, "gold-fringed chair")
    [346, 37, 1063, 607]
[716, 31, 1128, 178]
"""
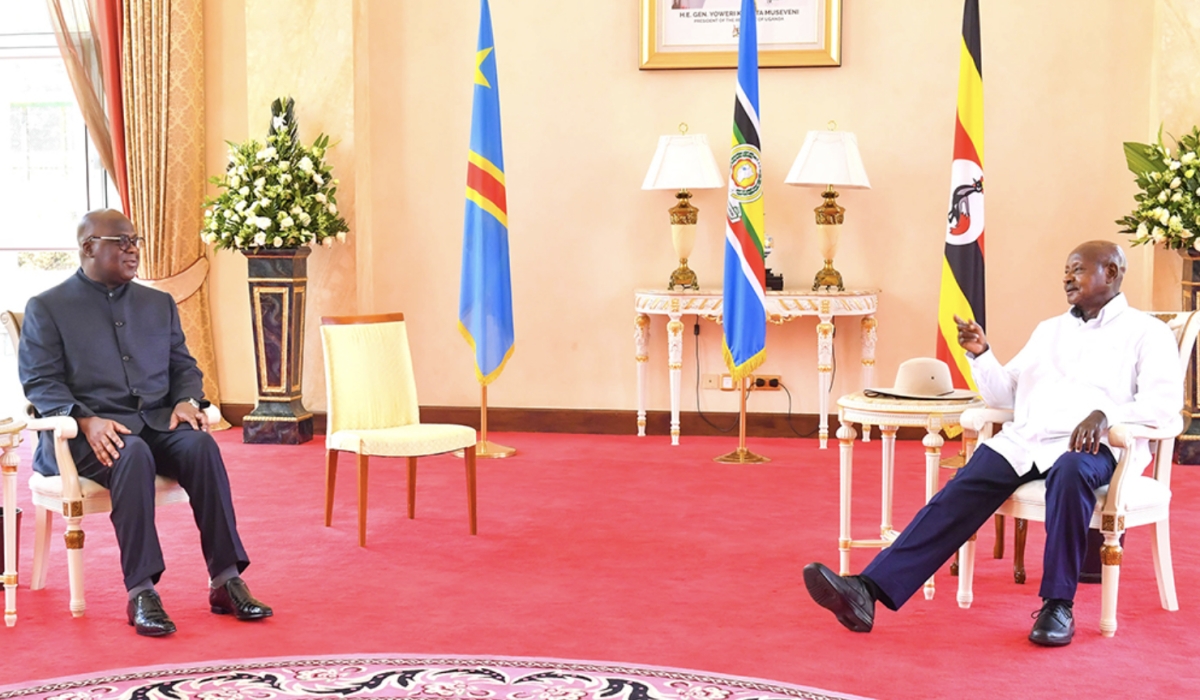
[320, 313, 478, 546]
[956, 310, 1200, 637]
[2, 310, 191, 618]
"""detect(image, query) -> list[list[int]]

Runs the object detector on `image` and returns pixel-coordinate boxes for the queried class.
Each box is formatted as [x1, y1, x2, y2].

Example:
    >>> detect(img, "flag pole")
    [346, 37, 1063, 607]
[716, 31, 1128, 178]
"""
[714, 378, 768, 463]
[464, 383, 515, 459]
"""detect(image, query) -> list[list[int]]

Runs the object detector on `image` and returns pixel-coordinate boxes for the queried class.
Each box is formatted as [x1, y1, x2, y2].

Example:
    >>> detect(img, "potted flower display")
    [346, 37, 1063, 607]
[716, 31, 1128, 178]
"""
[203, 97, 350, 445]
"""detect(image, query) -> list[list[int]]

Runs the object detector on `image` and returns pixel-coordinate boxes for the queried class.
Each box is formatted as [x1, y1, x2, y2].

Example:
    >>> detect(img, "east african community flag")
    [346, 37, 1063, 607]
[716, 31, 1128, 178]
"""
[722, 0, 767, 383]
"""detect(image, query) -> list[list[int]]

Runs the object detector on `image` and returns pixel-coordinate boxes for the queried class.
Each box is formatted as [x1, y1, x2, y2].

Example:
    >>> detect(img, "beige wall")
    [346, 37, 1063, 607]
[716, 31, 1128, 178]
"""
[204, 0, 1171, 416]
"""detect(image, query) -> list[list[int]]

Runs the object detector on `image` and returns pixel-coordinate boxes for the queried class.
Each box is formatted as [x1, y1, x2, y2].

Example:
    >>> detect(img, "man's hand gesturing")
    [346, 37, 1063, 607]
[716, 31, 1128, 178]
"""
[954, 315, 989, 356]
[1071, 410, 1109, 454]
[170, 400, 210, 432]
[77, 416, 132, 468]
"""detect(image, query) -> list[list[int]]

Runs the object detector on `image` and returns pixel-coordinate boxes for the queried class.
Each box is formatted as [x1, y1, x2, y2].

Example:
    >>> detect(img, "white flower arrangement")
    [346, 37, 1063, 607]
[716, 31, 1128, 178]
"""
[1117, 126, 1200, 250]
[202, 97, 349, 252]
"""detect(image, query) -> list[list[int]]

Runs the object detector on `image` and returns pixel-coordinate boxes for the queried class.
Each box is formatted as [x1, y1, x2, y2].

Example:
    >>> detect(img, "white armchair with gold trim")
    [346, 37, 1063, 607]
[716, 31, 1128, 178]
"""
[955, 310, 1200, 637]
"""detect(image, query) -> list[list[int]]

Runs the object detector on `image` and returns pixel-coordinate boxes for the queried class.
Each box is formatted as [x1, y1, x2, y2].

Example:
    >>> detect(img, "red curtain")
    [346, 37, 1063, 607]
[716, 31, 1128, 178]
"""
[92, 0, 129, 213]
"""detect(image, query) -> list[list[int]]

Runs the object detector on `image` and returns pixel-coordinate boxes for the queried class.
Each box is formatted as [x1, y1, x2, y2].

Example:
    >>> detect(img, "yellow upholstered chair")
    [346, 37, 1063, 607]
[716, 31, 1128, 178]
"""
[956, 310, 1200, 637]
[320, 313, 478, 546]
[2, 309, 192, 618]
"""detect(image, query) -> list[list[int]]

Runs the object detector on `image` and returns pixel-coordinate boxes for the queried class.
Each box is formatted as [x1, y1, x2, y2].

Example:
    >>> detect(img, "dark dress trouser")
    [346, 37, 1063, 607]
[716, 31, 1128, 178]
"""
[73, 427, 249, 590]
[861, 444, 1116, 610]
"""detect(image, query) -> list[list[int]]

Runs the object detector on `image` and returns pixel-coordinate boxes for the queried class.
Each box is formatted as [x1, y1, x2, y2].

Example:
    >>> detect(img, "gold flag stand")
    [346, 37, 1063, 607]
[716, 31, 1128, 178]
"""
[714, 377, 769, 463]
[457, 384, 515, 459]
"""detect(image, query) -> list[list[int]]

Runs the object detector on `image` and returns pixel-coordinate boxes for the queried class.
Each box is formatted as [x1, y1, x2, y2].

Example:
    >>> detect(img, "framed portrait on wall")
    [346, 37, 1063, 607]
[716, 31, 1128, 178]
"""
[640, 0, 841, 70]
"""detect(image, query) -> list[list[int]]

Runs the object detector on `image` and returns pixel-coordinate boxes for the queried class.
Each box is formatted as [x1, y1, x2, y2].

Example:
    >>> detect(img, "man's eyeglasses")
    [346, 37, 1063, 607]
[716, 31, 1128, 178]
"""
[88, 235, 143, 251]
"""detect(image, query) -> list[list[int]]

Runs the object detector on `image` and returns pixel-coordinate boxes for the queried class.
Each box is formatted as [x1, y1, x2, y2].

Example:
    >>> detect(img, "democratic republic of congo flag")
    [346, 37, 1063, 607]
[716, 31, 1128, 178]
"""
[722, 0, 767, 383]
[459, 0, 514, 385]
[936, 0, 985, 390]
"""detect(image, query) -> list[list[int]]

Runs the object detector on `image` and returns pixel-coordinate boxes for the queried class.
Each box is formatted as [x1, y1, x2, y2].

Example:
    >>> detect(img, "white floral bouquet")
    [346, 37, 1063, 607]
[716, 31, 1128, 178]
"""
[1117, 125, 1200, 250]
[202, 97, 349, 251]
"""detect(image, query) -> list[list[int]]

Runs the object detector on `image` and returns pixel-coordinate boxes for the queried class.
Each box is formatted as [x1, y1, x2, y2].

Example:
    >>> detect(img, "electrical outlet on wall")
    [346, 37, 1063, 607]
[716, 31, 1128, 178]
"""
[701, 374, 720, 390]
[749, 374, 782, 391]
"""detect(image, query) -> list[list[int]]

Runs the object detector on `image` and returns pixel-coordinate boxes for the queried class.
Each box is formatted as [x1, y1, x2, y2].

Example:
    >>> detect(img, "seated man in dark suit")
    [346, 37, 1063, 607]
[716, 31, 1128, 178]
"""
[803, 240, 1182, 646]
[19, 209, 273, 637]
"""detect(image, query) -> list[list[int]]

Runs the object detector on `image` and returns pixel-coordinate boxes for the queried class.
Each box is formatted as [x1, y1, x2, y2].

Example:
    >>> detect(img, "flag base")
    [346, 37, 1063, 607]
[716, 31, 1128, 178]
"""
[456, 439, 516, 459]
[713, 447, 770, 464]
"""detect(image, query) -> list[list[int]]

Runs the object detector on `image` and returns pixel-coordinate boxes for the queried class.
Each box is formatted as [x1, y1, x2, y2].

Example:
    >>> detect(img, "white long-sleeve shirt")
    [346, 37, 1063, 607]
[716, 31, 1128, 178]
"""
[967, 294, 1183, 476]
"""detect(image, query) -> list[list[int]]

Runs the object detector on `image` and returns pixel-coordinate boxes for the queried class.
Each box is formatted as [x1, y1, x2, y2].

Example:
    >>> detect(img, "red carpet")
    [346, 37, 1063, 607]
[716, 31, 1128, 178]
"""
[2, 429, 1199, 699]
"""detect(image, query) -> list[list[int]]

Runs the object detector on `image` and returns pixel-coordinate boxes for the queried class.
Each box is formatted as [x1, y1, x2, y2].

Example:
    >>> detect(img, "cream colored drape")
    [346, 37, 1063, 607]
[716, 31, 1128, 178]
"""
[45, 0, 117, 189]
[122, 0, 227, 427]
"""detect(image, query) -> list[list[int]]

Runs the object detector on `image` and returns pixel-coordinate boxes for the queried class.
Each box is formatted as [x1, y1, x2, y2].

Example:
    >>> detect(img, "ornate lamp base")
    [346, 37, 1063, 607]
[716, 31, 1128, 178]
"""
[668, 260, 699, 291]
[713, 447, 770, 464]
[812, 260, 844, 291]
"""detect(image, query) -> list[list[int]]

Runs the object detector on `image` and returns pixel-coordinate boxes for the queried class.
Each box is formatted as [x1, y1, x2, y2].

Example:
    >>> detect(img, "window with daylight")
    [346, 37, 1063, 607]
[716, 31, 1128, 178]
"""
[0, 0, 121, 417]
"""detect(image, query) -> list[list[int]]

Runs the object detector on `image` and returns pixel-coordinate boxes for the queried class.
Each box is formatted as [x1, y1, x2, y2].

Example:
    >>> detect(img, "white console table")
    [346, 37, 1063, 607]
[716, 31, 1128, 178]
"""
[634, 289, 879, 447]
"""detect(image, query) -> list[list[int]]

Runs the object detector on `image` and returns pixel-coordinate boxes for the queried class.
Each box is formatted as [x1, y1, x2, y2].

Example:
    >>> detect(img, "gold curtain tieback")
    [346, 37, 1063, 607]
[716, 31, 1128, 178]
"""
[136, 257, 209, 304]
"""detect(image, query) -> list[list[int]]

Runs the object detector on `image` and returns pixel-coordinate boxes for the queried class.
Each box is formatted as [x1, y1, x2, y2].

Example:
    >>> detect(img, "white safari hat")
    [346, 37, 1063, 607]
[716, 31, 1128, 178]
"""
[864, 357, 978, 401]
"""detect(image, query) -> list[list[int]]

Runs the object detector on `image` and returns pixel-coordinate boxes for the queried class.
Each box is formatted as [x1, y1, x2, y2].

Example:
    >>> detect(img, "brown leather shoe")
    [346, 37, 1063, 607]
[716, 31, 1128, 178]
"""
[127, 589, 177, 637]
[209, 577, 273, 620]
[803, 562, 875, 633]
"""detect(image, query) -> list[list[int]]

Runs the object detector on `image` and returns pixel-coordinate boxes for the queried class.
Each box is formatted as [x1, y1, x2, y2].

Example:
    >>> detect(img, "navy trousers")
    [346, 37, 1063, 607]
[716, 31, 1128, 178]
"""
[74, 427, 250, 590]
[862, 444, 1115, 610]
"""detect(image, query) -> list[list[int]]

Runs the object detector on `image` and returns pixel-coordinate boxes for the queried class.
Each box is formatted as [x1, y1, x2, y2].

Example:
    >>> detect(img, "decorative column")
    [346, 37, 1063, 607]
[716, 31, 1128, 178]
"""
[243, 248, 314, 444]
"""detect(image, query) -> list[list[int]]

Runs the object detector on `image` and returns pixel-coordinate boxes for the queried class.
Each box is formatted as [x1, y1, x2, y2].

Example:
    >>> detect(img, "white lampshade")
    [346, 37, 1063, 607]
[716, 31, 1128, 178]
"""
[784, 130, 871, 189]
[642, 134, 724, 191]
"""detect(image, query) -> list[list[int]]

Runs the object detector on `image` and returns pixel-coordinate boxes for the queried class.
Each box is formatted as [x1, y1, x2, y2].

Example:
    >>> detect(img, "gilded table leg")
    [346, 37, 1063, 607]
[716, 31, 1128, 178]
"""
[635, 313, 650, 437]
[837, 421, 858, 576]
[667, 313, 684, 446]
[860, 314, 876, 388]
[922, 419, 945, 600]
[1, 425, 21, 628]
[817, 315, 835, 448]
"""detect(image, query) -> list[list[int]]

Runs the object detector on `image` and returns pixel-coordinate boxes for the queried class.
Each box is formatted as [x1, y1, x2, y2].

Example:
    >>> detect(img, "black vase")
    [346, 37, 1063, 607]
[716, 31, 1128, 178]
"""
[241, 247, 314, 445]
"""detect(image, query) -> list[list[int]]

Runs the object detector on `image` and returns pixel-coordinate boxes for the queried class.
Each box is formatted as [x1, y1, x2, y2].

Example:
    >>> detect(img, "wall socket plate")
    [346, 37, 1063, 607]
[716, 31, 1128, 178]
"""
[749, 374, 782, 391]
[701, 374, 721, 390]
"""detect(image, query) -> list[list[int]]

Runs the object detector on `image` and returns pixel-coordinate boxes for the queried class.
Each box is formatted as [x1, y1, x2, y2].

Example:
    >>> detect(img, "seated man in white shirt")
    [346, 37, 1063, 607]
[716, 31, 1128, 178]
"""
[803, 240, 1183, 646]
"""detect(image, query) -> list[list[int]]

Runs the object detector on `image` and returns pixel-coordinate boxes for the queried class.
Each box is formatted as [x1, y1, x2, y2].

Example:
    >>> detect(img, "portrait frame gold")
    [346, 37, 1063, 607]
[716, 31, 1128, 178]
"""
[640, 0, 841, 70]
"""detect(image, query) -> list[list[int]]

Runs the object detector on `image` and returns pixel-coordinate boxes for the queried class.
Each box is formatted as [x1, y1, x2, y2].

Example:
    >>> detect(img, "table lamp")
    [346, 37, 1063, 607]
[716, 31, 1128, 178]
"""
[642, 126, 724, 290]
[784, 126, 871, 291]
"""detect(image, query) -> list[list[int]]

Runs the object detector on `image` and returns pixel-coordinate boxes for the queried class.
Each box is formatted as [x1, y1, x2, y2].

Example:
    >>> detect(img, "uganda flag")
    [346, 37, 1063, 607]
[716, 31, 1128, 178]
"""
[722, 0, 767, 383]
[459, 0, 514, 385]
[936, 0, 985, 390]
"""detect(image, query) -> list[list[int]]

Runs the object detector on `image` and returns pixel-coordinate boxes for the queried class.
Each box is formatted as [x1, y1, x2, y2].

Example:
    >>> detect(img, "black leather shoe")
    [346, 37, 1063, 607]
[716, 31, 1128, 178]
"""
[210, 577, 273, 620]
[1029, 598, 1074, 646]
[126, 590, 177, 637]
[803, 562, 875, 633]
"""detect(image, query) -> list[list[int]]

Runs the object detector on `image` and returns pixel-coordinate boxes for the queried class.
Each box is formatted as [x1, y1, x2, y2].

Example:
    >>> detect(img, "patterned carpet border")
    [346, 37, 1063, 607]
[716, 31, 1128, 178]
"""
[0, 654, 872, 700]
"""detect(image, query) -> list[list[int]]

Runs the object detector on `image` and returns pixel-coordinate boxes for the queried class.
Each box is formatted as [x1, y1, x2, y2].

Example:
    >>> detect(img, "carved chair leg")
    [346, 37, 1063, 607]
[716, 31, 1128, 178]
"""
[31, 506, 52, 590]
[63, 511, 85, 617]
[324, 450, 338, 527]
[1013, 517, 1028, 584]
[407, 457, 417, 519]
[464, 445, 478, 535]
[356, 453, 369, 547]
[993, 514, 1005, 559]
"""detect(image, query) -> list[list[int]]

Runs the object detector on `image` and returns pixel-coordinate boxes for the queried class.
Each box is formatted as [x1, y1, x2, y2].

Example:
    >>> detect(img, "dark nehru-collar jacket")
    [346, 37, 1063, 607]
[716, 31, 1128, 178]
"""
[19, 268, 205, 476]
